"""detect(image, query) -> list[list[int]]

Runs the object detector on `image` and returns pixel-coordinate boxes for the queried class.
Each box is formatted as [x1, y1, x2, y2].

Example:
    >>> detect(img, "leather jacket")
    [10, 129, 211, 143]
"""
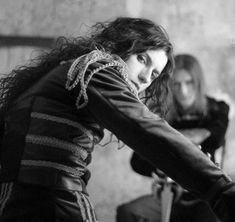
[0, 50, 234, 221]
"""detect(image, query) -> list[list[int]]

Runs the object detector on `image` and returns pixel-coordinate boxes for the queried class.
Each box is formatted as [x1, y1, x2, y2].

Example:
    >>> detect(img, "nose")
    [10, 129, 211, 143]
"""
[138, 69, 151, 85]
[180, 84, 188, 96]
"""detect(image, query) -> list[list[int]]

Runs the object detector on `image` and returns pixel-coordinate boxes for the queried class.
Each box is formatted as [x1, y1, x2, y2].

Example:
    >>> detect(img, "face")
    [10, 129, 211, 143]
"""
[125, 49, 168, 93]
[172, 69, 196, 109]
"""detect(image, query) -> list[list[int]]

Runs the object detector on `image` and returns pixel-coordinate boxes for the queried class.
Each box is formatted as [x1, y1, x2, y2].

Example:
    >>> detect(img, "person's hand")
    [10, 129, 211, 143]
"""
[152, 172, 184, 202]
[170, 181, 184, 202]
[152, 172, 166, 200]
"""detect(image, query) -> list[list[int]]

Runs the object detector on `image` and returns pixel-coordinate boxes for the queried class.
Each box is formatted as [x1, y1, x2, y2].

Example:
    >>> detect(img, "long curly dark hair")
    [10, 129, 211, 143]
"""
[0, 17, 174, 117]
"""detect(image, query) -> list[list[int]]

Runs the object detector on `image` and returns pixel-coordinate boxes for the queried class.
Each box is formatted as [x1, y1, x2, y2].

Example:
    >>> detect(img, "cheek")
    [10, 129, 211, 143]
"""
[173, 88, 181, 95]
[188, 86, 196, 96]
[174, 94, 182, 102]
[140, 82, 151, 92]
[127, 69, 134, 80]
[145, 82, 152, 89]
[127, 67, 138, 80]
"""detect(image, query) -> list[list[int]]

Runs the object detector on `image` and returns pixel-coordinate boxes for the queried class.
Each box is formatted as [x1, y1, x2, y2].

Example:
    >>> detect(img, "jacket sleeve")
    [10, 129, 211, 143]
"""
[201, 98, 229, 154]
[130, 152, 156, 177]
[80, 65, 231, 199]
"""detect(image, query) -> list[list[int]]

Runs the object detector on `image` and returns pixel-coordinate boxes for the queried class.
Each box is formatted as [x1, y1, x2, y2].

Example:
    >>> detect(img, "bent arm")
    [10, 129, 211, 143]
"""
[82, 66, 229, 199]
[201, 99, 229, 153]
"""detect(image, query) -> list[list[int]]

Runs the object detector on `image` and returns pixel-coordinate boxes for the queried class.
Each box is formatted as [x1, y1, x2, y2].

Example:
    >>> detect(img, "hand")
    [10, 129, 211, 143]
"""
[151, 172, 166, 200]
[151, 173, 184, 202]
[171, 182, 184, 202]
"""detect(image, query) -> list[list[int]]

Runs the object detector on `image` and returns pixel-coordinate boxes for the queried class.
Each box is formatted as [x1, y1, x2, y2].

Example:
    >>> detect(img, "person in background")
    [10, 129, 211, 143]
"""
[116, 54, 230, 222]
[0, 18, 234, 222]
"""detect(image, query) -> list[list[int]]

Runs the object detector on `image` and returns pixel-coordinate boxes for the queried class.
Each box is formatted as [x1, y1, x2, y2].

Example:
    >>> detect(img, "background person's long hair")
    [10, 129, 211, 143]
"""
[0, 17, 174, 118]
[167, 54, 207, 121]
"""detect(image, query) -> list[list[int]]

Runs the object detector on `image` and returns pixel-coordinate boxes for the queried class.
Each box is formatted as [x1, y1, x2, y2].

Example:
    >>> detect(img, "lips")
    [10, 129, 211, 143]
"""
[131, 81, 140, 91]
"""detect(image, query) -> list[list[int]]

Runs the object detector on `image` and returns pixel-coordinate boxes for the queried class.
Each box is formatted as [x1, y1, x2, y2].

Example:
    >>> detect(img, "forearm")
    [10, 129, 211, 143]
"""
[202, 98, 229, 152]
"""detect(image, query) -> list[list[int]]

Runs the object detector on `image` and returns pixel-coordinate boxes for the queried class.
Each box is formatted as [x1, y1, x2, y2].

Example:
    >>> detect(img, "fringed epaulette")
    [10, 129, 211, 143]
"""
[65, 50, 138, 109]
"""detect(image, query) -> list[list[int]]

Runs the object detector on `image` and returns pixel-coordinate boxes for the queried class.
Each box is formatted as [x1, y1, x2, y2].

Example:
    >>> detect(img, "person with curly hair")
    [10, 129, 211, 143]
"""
[0, 18, 234, 222]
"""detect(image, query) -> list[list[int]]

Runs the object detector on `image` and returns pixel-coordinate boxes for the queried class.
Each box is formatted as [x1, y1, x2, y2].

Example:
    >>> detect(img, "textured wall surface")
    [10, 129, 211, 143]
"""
[0, 0, 235, 221]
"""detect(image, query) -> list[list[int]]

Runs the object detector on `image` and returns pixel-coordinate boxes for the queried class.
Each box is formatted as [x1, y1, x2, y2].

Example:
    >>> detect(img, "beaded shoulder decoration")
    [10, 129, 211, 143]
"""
[65, 50, 139, 109]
